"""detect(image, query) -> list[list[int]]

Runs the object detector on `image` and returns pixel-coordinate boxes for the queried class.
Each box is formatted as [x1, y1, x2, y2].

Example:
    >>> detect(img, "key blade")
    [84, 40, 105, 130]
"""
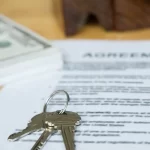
[31, 127, 57, 150]
[61, 126, 75, 150]
[8, 113, 46, 142]
[8, 125, 41, 142]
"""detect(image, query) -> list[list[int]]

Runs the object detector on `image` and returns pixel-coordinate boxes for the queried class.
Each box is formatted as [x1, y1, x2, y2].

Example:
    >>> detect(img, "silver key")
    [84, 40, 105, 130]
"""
[8, 90, 81, 150]
[45, 111, 81, 150]
[8, 112, 58, 149]
[31, 111, 81, 150]
[59, 112, 81, 150]
[31, 110, 81, 150]
[8, 113, 47, 141]
[61, 126, 75, 150]
[31, 125, 57, 150]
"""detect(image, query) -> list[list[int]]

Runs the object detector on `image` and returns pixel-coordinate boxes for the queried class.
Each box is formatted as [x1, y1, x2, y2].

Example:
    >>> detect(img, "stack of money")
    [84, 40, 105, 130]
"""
[0, 15, 62, 85]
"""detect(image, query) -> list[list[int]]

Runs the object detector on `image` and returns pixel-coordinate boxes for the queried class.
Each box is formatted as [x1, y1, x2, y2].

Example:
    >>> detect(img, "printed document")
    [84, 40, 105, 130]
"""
[1, 40, 150, 150]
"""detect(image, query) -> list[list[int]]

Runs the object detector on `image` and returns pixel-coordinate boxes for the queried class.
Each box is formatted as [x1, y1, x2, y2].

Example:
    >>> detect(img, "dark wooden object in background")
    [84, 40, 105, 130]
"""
[62, 0, 150, 36]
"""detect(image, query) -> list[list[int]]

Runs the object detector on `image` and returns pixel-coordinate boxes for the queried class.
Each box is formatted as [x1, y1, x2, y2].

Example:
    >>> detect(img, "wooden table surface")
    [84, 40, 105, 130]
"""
[0, 86, 3, 91]
[0, 0, 150, 40]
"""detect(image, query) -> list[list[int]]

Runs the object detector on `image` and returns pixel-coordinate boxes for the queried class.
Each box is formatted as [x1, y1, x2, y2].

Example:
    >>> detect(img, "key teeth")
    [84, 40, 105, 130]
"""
[8, 134, 18, 142]
[8, 132, 26, 142]
[76, 120, 81, 126]
[35, 142, 44, 150]
[8, 138, 13, 142]
[8, 137, 19, 142]
[8, 138, 19, 142]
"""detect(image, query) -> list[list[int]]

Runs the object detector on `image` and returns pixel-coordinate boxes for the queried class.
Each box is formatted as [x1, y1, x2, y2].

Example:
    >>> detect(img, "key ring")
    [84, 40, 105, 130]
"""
[43, 90, 70, 114]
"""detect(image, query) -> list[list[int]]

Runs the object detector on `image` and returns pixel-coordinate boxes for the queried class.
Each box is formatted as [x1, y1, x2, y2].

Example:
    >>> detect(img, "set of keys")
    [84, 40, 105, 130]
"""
[8, 90, 81, 150]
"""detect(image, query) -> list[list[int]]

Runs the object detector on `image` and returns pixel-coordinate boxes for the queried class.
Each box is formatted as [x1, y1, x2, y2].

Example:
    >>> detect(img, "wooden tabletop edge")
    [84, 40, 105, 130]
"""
[0, 85, 4, 91]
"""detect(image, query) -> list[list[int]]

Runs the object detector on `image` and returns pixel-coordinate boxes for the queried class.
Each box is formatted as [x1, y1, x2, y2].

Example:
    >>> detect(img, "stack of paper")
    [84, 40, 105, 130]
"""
[0, 15, 62, 85]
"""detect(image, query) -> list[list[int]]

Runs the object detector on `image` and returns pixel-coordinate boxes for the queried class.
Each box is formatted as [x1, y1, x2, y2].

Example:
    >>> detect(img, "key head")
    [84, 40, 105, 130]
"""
[45, 111, 81, 129]
[28, 113, 47, 127]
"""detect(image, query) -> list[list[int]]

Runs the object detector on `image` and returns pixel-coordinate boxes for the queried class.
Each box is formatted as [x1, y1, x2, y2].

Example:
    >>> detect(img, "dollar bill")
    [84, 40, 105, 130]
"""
[0, 15, 53, 61]
[0, 15, 62, 85]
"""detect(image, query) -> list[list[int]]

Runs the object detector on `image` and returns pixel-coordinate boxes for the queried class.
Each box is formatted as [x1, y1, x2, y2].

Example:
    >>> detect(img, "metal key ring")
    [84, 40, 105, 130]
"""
[43, 90, 70, 114]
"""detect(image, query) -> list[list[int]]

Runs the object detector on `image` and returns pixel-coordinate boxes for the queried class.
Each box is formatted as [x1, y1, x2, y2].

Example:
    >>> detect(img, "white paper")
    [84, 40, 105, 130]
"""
[1, 40, 150, 150]
[52, 40, 150, 71]
[0, 49, 62, 85]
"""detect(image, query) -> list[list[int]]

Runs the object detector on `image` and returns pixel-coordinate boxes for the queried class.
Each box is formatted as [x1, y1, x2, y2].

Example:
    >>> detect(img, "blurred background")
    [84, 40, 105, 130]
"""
[1, 0, 150, 39]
